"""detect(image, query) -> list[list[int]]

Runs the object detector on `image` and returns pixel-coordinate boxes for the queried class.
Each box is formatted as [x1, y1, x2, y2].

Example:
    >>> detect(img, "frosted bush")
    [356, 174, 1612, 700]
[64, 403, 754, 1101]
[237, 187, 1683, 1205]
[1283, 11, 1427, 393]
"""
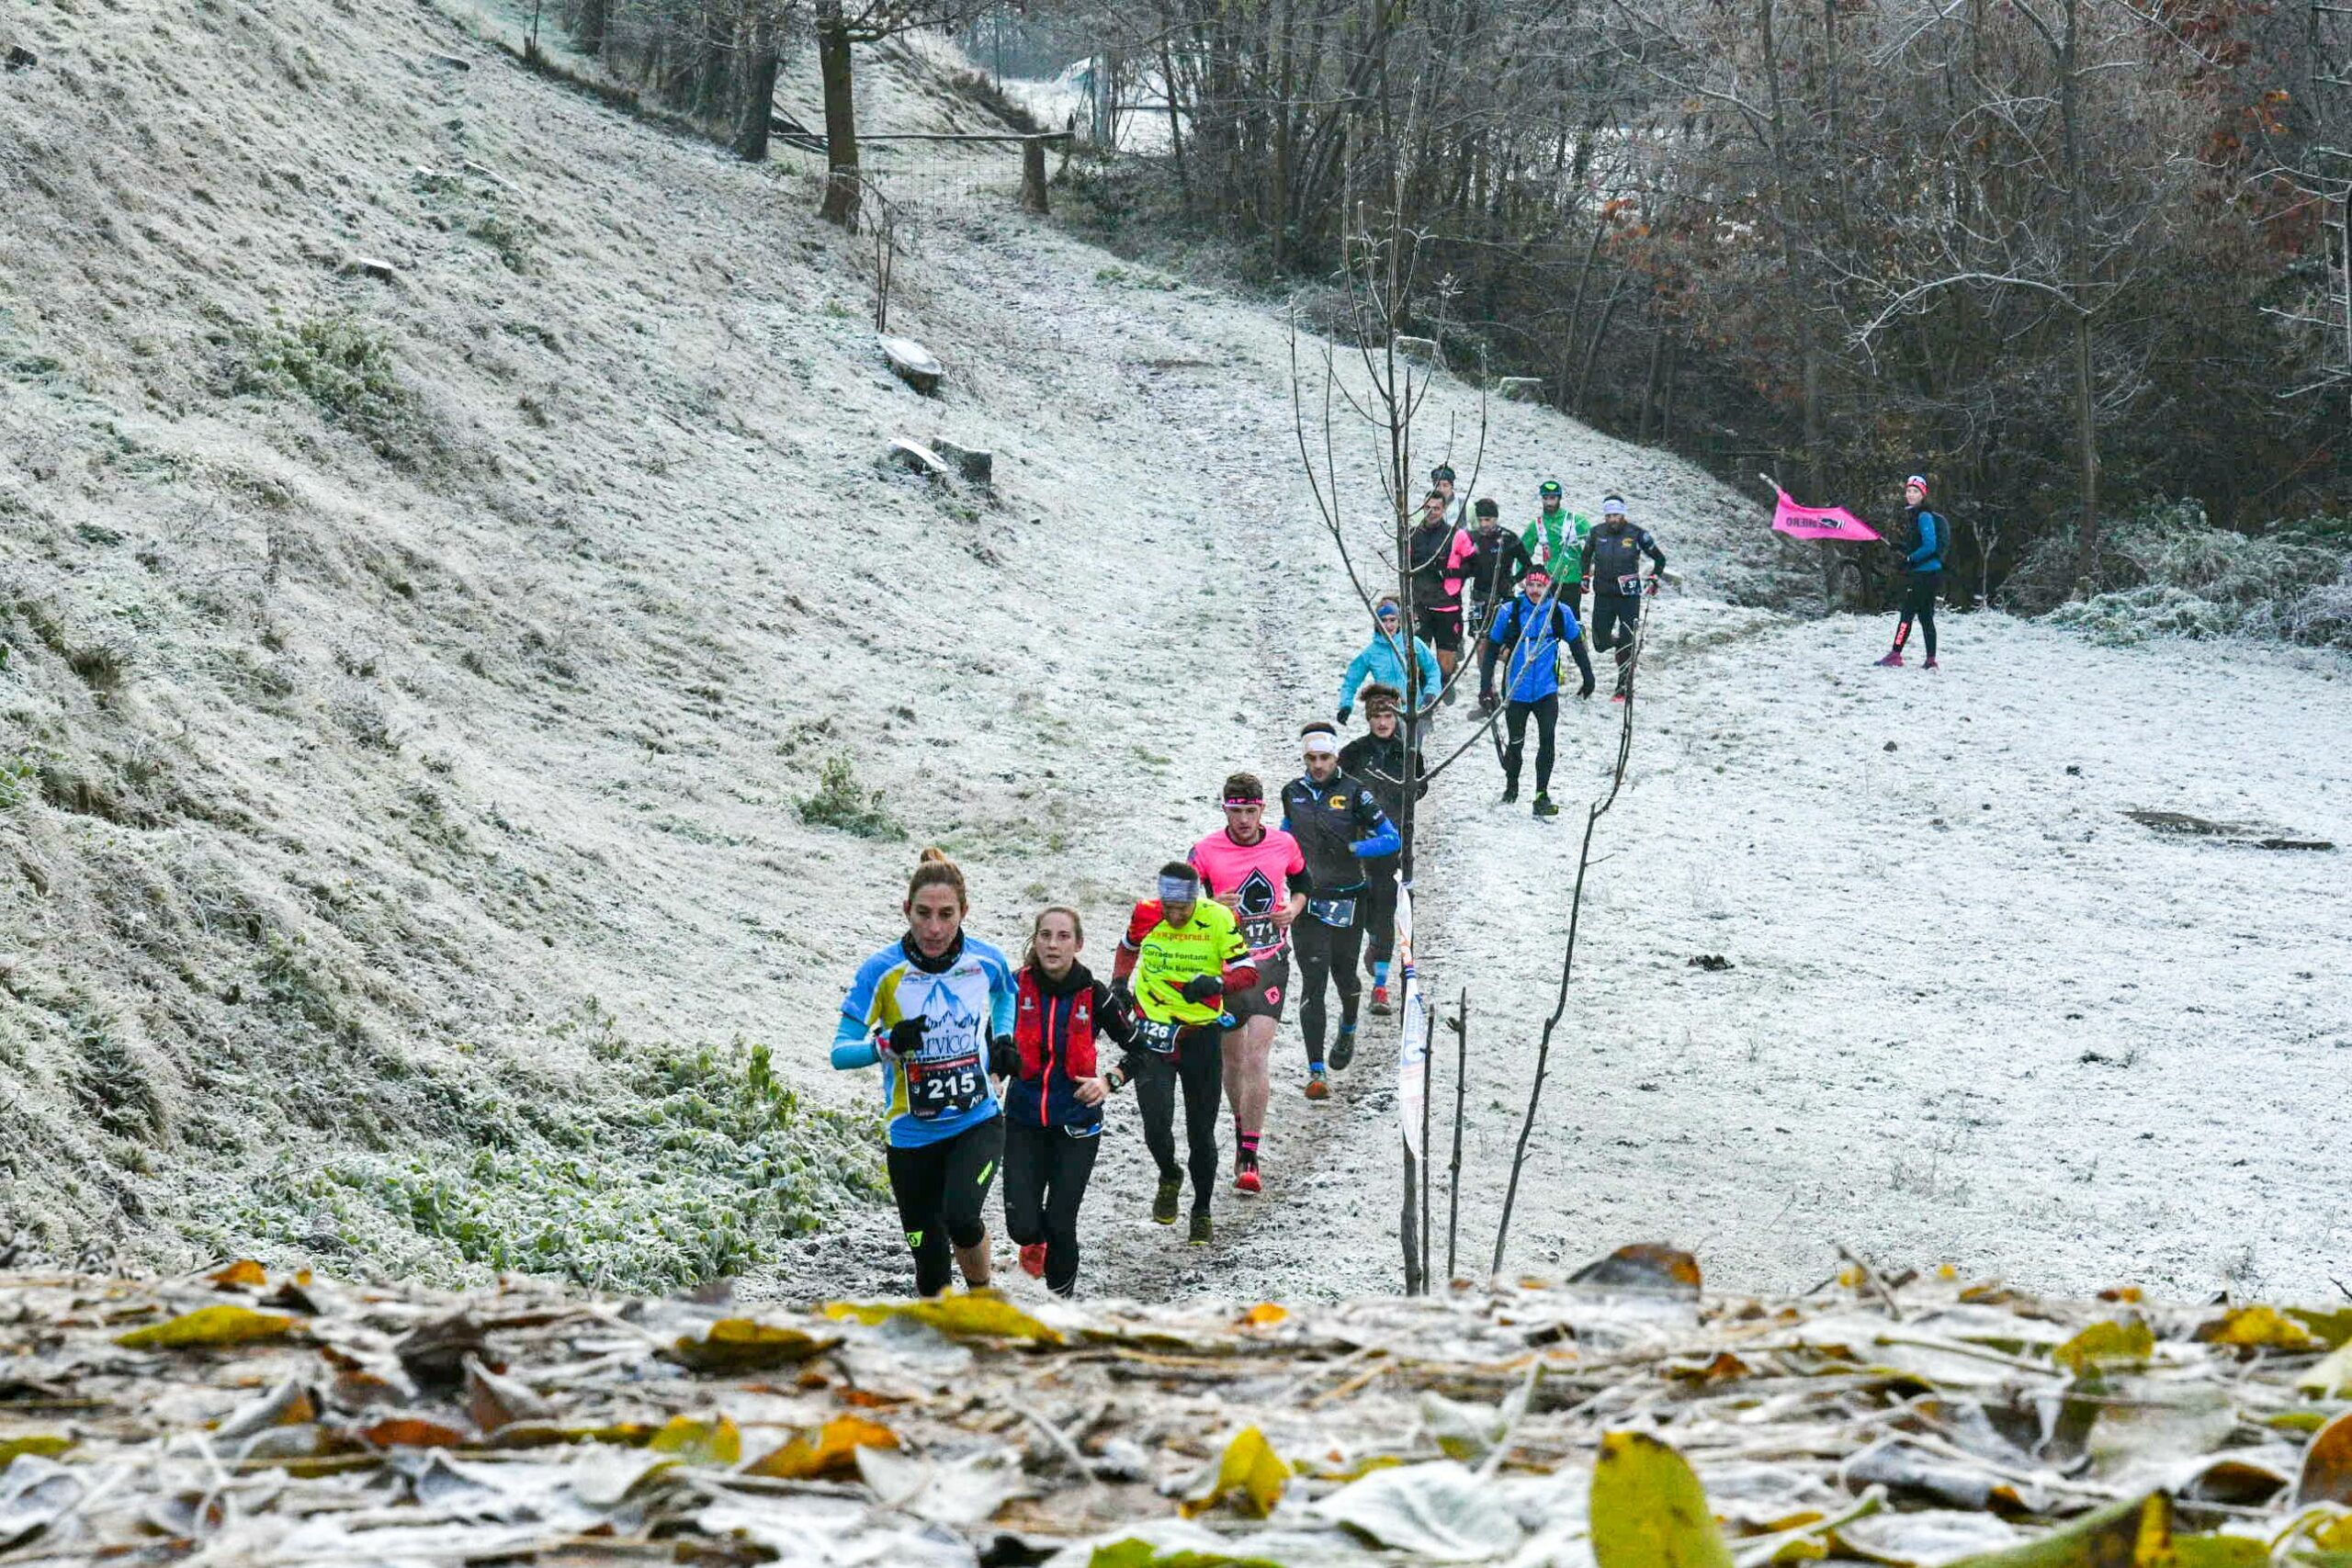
[2023, 499, 2348, 648]
[2045, 584, 2233, 645]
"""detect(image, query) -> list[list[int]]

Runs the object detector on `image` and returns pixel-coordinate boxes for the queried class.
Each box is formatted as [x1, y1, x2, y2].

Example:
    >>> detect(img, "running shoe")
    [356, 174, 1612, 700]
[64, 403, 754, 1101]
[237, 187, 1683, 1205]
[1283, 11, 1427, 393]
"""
[1188, 1213, 1213, 1246]
[1017, 1242, 1047, 1279]
[1532, 794, 1560, 818]
[1923, 656, 1939, 671]
[1151, 1177, 1182, 1226]
[1234, 1157, 1262, 1197]
[1610, 692, 1628, 704]
[1305, 1066, 1330, 1100]
[1873, 649, 1905, 668]
[1369, 986, 1392, 1015]
[1330, 1025, 1357, 1069]
[1501, 782, 1520, 804]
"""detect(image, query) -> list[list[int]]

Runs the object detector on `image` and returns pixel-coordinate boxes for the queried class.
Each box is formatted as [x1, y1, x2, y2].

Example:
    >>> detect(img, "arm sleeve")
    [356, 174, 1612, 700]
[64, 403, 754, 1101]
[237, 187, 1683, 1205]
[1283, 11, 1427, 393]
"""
[1415, 638, 1442, 700]
[831, 1013, 877, 1070]
[988, 954, 1018, 1040]
[1222, 961, 1260, 993]
[1644, 531, 1667, 570]
[1353, 803, 1402, 860]
[1291, 864, 1316, 897]
[1338, 646, 1371, 710]
[1092, 980, 1136, 1047]
[1567, 622, 1596, 686]
[1579, 533, 1598, 581]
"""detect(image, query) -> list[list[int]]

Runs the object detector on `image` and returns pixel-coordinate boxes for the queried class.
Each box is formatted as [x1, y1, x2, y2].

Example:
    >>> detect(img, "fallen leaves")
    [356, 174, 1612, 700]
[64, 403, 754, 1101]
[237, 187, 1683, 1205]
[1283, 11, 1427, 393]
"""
[114, 1303, 296, 1350]
[1590, 1431, 1733, 1568]
[823, 1292, 1062, 1344]
[665, 1315, 841, 1372]
[2192, 1305, 2315, 1352]
[1180, 1427, 1290, 1519]
[745, 1414, 899, 1480]
[2052, 1320, 2154, 1376]
[2295, 1411, 2352, 1508]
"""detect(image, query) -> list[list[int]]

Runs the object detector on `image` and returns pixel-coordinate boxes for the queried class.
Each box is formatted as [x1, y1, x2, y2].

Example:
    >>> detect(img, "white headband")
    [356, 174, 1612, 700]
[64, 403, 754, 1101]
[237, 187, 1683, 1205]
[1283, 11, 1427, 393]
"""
[1301, 731, 1340, 757]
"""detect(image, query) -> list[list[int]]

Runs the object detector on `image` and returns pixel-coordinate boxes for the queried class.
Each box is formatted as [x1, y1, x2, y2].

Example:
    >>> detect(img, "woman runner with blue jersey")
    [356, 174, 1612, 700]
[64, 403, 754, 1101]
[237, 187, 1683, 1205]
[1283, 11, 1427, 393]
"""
[831, 848, 1019, 1296]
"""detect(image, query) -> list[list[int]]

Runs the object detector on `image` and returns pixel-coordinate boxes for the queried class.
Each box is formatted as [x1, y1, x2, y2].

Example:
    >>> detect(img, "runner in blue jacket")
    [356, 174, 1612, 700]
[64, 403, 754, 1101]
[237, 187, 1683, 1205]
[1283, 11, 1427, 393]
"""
[1875, 474, 1946, 669]
[1478, 568, 1596, 818]
[1339, 596, 1443, 720]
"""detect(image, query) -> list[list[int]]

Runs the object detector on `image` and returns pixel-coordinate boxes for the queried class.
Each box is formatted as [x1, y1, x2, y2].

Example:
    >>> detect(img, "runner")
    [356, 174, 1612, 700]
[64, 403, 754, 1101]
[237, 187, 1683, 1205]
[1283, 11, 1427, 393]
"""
[1478, 566, 1596, 817]
[1522, 479, 1594, 591]
[1874, 474, 1946, 670]
[1464, 497, 1533, 640]
[1337, 594, 1442, 722]
[1407, 490, 1476, 694]
[1189, 773, 1310, 1196]
[1430, 463, 1470, 531]
[1280, 724, 1400, 1094]
[1001, 906, 1141, 1297]
[831, 848, 1018, 1298]
[1337, 683, 1424, 1016]
[1113, 863, 1256, 1246]
[1580, 494, 1667, 702]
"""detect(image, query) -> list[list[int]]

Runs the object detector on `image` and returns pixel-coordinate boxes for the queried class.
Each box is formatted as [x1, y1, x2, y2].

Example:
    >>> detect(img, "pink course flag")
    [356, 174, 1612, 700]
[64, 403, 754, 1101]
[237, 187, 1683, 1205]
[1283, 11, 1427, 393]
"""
[1771, 490, 1881, 543]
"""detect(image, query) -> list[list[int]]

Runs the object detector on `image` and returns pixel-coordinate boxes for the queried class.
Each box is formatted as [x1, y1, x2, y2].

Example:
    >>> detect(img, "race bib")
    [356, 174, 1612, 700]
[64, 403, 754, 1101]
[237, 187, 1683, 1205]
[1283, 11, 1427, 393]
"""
[1615, 574, 1643, 597]
[1135, 1016, 1182, 1056]
[1240, 914, 1279, 952]
[1307, 896, 1358, 929]
[904, 1048, 985, 1121]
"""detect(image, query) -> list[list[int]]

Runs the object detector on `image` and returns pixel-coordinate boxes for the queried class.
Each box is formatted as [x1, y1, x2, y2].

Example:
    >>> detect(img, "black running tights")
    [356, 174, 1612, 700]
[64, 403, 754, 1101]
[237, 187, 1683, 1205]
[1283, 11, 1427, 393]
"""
[1504, 694, 1560, 796]
[1001, 1117, 1101, 1297]
[885, 1114, 1003, 1296]
[1897, 570, 1940, 658]
[1132, 1030, 1223, 1217]
[1292, 908, 1364, 1065]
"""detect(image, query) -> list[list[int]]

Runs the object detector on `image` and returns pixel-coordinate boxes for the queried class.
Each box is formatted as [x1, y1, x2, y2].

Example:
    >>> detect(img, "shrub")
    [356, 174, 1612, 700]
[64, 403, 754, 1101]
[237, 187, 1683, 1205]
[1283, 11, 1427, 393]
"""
[231, 316, 423, 460]
[797, 753, 903, 840]
[2023, 499, 2349, 646]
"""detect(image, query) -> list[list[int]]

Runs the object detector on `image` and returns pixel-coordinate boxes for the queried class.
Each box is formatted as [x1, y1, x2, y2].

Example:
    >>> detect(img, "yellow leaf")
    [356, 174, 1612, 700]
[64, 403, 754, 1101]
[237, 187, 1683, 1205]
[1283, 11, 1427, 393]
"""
[2052, 1320, 2154, 1376]
[2292, 1308, 2352, 1350]
[1238, 1303, 1288, 1328]
[1589, 1431, 1732, 1568]
[823, 1291, 1062, 1345]
[648, 1413, 741, 1467]
[666, 1317, 842, 1373]
[1942, 1492, 2170, 1567]
[1179, 1427, 1290, 1520]
[2300, 1343, 2352, 1399]
[745, 1414, 899, 1480]
[0, 1436, 73, 1464]
[2174, 1535, 2270, 1568]
[209, 1259, 268, 1290]
[2193, 1305, 2316, 1351]
[115, 1303, 296, 1350]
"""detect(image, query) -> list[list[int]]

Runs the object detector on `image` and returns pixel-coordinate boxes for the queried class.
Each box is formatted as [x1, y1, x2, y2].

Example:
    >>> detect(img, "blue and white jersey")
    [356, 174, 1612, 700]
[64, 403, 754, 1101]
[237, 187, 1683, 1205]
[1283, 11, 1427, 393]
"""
[839, 935, 1016, 1147]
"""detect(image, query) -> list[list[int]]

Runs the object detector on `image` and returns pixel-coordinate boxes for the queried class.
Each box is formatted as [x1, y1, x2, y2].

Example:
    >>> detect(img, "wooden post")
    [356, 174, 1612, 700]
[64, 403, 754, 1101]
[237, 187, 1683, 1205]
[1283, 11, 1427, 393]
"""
[1020, 136, 1049, 214]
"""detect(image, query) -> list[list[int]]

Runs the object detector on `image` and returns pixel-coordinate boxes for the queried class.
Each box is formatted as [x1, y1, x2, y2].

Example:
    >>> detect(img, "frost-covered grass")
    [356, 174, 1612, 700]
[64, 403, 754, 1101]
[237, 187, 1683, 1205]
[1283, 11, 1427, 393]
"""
[2022, 500, 2350, 647]
[210, 1032, 884, 1292]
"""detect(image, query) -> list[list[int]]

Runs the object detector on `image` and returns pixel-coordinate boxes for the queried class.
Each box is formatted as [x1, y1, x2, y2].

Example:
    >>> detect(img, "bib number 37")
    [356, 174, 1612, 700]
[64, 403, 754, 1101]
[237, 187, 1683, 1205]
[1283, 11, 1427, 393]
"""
[905, 1049, 985, 1120]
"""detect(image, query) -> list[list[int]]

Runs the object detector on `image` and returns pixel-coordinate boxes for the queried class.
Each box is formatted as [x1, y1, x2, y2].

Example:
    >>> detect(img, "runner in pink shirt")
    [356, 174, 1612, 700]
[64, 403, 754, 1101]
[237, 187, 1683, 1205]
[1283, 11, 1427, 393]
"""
[1189, 772, 1309, 1197]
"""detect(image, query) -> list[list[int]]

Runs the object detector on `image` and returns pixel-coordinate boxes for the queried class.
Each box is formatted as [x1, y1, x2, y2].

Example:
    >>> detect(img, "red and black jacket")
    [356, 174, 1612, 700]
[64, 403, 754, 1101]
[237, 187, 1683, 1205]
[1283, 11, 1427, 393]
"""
[1005, 960, 1138, 1133]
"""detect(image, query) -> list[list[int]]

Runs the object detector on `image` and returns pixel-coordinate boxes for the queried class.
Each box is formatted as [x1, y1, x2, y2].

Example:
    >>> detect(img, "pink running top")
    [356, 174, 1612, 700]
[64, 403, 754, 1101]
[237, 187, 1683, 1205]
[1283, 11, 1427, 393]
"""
[1189, 827, 1306, 958]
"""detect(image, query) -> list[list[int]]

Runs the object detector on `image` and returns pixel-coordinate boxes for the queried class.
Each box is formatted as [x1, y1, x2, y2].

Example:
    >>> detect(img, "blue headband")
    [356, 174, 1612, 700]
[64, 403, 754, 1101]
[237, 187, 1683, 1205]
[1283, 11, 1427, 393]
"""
[1158, 873, 1199, 901]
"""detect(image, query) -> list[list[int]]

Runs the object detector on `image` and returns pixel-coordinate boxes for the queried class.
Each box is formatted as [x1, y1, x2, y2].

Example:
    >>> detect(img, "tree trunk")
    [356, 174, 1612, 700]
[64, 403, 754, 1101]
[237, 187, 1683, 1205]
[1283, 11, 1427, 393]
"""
[1019, 136, 1049, 213]
[733, 13, 779, 164]
[817, 1, 861, 229]
[577, 0, 608, 58]
[2062, 0, 2100, 589]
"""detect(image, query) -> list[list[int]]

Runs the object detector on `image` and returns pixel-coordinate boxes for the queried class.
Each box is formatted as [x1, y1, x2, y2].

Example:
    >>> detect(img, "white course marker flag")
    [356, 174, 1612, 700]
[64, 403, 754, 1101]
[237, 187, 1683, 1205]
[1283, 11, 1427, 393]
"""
[1396, 880, 1428, 1161]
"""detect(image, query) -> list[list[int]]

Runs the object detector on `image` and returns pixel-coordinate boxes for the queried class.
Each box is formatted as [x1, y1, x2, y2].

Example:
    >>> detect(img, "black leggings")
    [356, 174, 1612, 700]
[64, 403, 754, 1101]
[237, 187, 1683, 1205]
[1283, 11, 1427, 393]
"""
[1504, 694, 1560, 795]
[885, 1114, 1003, 1296]
[1292, 906, 1364, 1066]
[1896, 570, 1940, 658]
[1360, 857, 1400, 967]
[1001, 1118, 1101, 1297]
[1590, 593, 1641, 693]
[1132, 1029, 1223, 1216]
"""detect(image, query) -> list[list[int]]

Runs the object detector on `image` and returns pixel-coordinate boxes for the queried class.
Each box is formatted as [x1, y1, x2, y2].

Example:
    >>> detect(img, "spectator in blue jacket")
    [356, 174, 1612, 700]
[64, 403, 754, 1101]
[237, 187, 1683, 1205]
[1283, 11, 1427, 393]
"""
[1875, 474, 1947, 670]
[1338, 596, 1443, 721]
[1477, 568, 1596, 817]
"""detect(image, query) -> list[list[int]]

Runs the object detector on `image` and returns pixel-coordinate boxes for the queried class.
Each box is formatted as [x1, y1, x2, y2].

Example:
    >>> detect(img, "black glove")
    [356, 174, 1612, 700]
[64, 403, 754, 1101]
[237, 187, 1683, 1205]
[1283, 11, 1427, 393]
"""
[1577, 676, 1596, 699]
[1337, 706, 1352, 726]
[1179, 974, 1225, 1005]
[881, 1017, 929, 1055]
[987, 1035, 1021, 1078]
[1111, 977, 1136, 1012]
[1478, 686, 1499, 714]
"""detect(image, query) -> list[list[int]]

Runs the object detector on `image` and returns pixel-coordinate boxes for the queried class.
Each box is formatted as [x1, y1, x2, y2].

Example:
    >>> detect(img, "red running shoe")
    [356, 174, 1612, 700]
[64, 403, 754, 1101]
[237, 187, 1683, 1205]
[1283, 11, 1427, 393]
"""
[1873, 649, 1905, 668]
[1923, 656, 1940, 670]
[1017, 1242, 1046, 1279]
[1234, 1159, 1263, 1197]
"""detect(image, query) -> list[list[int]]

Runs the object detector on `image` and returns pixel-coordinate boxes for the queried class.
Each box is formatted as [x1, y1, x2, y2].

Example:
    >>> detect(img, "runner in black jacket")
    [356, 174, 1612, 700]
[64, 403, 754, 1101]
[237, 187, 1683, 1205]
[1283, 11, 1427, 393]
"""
[1337, 684, 1423, 1017]
[1464, 497, 1533, 642]
[1280, 724, 1399, 1093]
[1579, 494, 1667, 701]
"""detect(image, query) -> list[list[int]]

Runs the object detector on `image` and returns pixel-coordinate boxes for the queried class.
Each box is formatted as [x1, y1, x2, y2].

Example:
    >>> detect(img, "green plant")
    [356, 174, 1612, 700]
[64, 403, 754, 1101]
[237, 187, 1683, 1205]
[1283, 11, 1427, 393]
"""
[231, 316, 422, 459]
[797, 753, 903, 840]
[468, 215, 535, 273]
